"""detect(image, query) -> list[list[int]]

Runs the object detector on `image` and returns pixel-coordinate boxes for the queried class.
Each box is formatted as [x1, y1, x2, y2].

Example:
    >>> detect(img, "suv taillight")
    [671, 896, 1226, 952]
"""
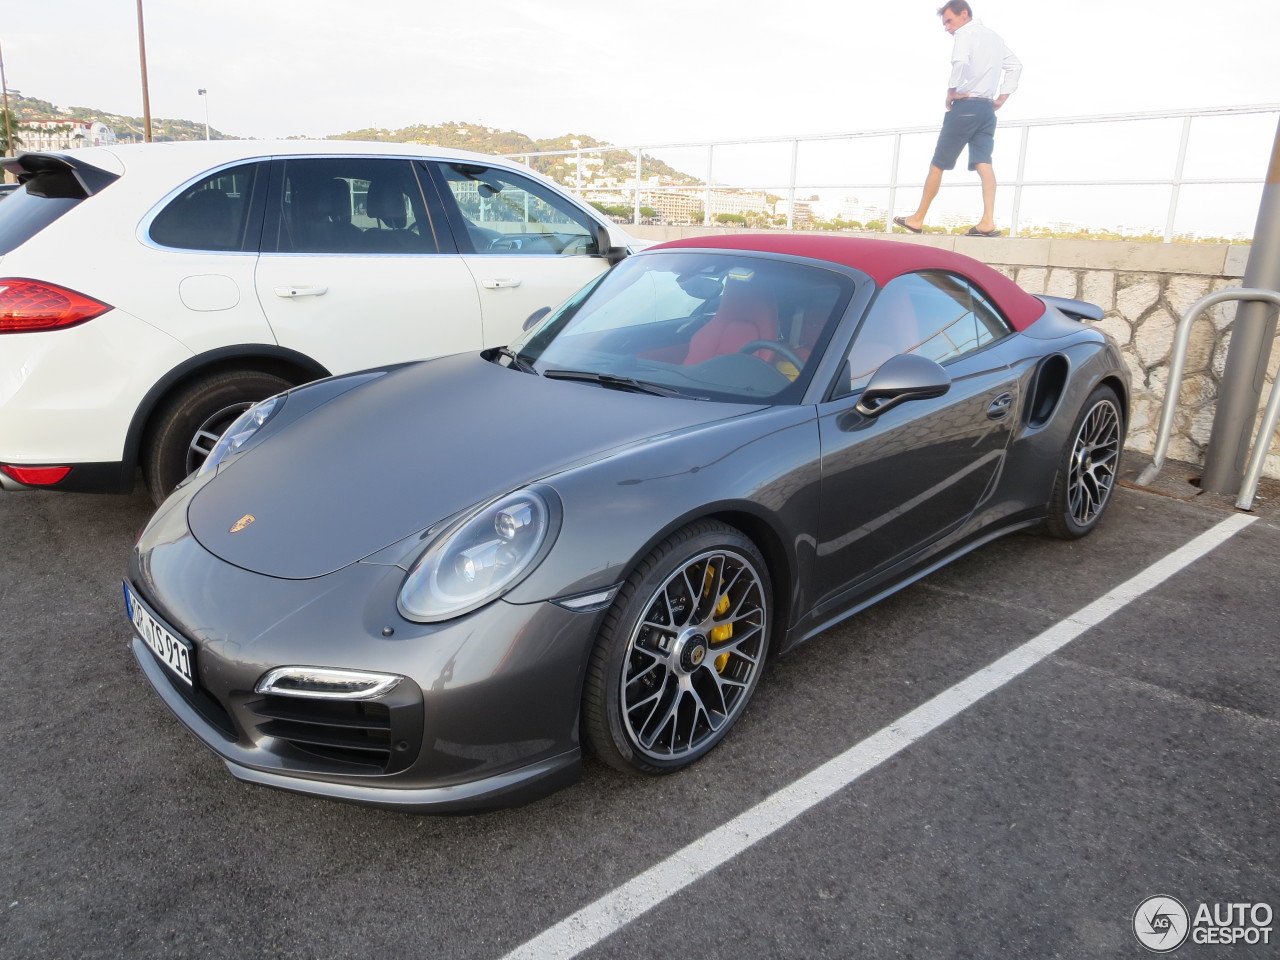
[0, 279, 111, 333]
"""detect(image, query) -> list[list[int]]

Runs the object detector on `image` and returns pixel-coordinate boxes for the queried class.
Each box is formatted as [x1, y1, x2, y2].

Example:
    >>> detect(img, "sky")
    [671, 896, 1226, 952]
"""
[3, 0, 1278, 234]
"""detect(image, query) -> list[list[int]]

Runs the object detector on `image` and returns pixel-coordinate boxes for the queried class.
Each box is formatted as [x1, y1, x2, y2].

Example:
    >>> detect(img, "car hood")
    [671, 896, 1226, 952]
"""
[188, 353, 757, 579]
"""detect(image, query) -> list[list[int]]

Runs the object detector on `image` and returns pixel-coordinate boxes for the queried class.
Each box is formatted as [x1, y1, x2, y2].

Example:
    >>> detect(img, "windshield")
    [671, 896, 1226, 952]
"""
[510, 251, 855, 404]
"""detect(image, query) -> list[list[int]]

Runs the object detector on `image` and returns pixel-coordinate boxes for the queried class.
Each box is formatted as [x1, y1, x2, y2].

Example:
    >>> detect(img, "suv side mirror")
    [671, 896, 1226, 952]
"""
[594, 223, 626, 265]
[855, 353, 951, 417]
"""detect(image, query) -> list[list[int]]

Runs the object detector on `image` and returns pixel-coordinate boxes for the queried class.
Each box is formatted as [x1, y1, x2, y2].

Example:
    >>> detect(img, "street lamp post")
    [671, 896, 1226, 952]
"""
[0, 34, 14, 162]
[198, 88, 209, 140]
[135, 0, 153, 141]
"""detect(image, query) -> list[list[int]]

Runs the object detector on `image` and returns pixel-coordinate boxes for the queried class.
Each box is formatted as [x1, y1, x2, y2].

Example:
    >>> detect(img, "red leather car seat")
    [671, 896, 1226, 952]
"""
[683, 279, 779, 365]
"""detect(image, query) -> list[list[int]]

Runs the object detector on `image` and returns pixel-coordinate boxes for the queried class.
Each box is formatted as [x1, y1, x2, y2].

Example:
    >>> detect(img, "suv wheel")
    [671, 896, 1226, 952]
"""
[143, 370, 293, 503]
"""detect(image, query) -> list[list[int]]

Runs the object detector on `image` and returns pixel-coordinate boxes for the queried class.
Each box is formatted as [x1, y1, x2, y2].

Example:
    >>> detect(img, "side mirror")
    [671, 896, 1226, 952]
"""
[594, 223, 626, 265]
[855, 353, 951, 417]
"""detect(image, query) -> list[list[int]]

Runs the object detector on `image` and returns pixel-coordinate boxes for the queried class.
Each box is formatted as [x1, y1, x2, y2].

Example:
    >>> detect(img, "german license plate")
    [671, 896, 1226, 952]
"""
[124, 582, 194, 687]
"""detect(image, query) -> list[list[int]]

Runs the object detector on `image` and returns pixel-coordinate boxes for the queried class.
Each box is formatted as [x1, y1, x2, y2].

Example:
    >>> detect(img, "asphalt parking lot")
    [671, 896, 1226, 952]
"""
[1, 465, 1276, 959]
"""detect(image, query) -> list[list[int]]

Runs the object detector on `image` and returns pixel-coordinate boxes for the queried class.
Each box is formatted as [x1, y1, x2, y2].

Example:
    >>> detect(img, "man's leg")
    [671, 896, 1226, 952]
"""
[974, 162, 996, 233]
[901, 165, 944, 232]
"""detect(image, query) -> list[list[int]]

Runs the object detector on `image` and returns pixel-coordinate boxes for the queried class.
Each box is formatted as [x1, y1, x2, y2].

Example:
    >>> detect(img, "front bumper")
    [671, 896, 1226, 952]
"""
[126, 494, 604, 812]
[130, 635, 581, 813]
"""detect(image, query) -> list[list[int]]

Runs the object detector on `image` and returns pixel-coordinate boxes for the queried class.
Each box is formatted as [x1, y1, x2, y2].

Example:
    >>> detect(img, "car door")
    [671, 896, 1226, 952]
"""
[254, 156, 483, 375]
[142, 160, 275, 354]
[813, 271, 1021, 611]
[425, 160, 615, 347]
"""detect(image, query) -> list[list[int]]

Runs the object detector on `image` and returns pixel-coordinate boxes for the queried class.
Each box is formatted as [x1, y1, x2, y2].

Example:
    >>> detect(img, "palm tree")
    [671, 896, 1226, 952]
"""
[0, 106, 23, 156]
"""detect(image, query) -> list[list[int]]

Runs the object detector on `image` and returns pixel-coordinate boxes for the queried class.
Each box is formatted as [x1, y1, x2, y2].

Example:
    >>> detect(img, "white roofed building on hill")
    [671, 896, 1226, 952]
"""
[22, 119, 117, 151]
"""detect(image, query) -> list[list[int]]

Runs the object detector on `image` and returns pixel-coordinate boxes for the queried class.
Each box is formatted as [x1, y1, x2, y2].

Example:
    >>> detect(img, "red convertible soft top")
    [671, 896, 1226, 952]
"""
[648, 234, 1046, 332]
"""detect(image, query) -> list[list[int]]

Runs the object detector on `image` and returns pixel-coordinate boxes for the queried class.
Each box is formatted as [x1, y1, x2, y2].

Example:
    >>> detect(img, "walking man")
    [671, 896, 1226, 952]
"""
[894, 2, 1021, 237]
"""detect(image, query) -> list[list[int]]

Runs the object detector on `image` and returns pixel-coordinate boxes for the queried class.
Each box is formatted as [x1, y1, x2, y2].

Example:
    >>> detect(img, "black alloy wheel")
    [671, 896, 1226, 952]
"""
[583, 520, 771, 774]
[1045, 384, 1124, 539]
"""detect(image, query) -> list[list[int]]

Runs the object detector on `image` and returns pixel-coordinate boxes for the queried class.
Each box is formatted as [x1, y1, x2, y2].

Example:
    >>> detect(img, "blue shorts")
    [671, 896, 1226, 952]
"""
[931, 99, 997, 171]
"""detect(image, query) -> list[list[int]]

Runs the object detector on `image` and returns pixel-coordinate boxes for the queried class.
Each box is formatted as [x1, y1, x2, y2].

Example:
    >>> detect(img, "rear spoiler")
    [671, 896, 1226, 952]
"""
[1, 152, 119, 200]
[1036, 294, 1103, 322]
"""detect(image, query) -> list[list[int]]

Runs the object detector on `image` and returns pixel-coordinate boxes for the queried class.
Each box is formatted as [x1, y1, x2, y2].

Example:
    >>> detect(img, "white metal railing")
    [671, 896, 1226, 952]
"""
[1137, 288, 1280, 510]
[507, 104, 1279, 242]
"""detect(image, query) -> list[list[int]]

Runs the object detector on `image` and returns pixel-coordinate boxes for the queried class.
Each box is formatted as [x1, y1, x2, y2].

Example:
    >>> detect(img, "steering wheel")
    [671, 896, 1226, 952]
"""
[736, 339, 804, 369]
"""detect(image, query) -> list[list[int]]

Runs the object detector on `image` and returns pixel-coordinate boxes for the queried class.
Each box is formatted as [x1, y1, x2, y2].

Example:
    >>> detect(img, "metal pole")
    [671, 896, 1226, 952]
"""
[704, 144, 713, 227]
[136, 0, 153, 142]
[787, 139, 798, 230]
[1237, 355, 1280, 509]
[1010, 124, 1030, 236]
[0, 35, 14, 164]
[1199, 116, 1280, 494]
[1163, 115, 1193, 242]
[198, 88, 209, 140]
[633, 150, 642, 225]
[887, 133, 901, 227]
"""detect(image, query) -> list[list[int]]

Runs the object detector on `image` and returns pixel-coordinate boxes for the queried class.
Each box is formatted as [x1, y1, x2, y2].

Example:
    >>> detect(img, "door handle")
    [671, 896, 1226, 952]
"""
[481, 278, 523, 289]
[986, 393, 1015, 420]
[274, 284, 329, 298]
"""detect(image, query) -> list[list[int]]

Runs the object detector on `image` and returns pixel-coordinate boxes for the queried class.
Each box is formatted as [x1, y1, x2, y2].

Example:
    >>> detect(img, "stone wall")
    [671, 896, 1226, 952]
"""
[625, 226, 1277, 479]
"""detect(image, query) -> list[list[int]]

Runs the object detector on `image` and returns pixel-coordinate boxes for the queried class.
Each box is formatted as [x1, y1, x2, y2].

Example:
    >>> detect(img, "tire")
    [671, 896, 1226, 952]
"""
[1045, 384, 1124, 540]
[143, 370, 293, 504]
[582, 520, 772, 775]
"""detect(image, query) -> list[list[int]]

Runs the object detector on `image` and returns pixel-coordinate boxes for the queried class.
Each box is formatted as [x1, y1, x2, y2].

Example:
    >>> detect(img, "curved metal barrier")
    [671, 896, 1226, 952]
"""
[1136, 288, 1280, 510]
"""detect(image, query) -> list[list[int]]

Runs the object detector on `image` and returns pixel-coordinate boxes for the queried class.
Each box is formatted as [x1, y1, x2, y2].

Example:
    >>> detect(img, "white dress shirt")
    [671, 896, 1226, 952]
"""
[948, 19, 1022, 100]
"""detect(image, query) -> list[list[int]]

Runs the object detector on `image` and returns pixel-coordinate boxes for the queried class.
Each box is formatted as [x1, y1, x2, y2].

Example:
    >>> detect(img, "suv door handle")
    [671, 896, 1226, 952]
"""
[274, 284, 329, 298]
[481, 278, 523, 289]
[986, 392, 1014, 420]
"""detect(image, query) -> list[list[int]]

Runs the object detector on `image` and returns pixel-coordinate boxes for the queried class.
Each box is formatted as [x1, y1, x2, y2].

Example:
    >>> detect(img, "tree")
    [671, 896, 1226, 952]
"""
[715, 213, 747, 226]
[0, 107, 24, 156]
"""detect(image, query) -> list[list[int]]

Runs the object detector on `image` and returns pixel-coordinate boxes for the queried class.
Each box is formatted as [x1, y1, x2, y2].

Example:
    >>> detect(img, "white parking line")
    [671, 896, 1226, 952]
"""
[500, 512, 1257, 960]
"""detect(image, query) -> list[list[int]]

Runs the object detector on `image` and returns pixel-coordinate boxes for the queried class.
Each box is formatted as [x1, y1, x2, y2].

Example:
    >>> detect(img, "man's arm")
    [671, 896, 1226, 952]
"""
[996, 45, 1022, 109]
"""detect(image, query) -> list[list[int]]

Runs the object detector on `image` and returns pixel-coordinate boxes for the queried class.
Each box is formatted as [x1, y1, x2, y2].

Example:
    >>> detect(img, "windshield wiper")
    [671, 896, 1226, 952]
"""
[542, 368, 686, 398]
[495, 346, 538, 375]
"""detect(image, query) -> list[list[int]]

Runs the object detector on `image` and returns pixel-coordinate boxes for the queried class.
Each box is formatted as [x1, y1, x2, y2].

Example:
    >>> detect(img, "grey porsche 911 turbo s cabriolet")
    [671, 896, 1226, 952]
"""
[125, 233, 1128, 812]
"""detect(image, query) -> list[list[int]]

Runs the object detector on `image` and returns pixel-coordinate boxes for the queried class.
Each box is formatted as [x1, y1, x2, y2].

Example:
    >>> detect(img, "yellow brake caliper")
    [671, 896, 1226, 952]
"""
[704, 567, 733, 672]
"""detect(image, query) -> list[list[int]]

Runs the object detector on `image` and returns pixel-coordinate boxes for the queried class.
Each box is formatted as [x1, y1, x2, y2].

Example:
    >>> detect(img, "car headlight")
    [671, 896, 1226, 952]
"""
[197, 394, 285, 477]
[398, 487, 559, 622]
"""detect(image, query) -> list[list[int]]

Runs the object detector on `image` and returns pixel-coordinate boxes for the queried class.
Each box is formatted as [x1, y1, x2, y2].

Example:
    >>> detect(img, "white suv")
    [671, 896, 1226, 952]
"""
[0, 140, 639, 500]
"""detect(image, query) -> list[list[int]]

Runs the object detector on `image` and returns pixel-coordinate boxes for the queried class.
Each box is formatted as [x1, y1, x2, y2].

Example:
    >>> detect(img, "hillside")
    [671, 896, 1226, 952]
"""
[329, 122, 695, 185]
[6, 93, 229, 143]
[5, 94, 693, 186]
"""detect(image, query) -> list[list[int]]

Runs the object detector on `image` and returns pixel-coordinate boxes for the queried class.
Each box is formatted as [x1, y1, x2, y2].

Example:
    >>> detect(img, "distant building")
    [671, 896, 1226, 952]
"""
[775, 199, 816, 228]
[811, 195, 888, 227]
[704, 191, 770, 219]
[642, 190, 704, 224]
[22, 119, 117, 151]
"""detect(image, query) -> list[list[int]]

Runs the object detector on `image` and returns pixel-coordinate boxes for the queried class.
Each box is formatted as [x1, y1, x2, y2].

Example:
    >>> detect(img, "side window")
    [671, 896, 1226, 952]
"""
[150, 162, 264, 251]
[274, 158, 438, 254]
[844, 271, 1012, 392]
[436, 163, 597, 256]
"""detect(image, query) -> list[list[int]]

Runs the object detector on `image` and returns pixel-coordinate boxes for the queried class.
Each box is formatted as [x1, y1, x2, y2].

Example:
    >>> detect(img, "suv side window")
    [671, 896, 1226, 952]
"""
[270, 158, 439, 254]
[433, 162, 598, 256]
[843, 271, 1013, 393]
[149, 162, 265, 251]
